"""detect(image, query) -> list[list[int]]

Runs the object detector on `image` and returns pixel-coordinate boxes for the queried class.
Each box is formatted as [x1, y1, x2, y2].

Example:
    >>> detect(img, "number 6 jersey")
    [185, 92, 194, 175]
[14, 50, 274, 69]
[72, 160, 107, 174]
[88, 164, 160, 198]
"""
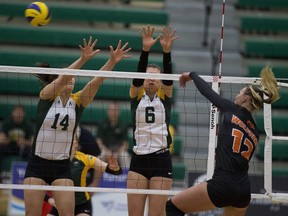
[131, 88, 172, 155]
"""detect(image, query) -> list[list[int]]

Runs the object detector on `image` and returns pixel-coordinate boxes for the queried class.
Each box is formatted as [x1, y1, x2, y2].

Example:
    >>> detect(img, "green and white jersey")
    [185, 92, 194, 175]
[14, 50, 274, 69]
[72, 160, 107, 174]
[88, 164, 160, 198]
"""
[72, 151, 97, 205]
[131, 88, 172, 155]
[32, 93, 84, 160]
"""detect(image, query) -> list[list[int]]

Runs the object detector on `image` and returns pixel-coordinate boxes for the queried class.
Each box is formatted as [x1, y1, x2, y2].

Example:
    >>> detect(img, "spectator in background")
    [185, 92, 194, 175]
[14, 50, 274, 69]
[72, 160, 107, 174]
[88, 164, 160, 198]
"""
[0, 105, 34, 161]
[78, 125, 101, 157]
[96, 101, 130, 167]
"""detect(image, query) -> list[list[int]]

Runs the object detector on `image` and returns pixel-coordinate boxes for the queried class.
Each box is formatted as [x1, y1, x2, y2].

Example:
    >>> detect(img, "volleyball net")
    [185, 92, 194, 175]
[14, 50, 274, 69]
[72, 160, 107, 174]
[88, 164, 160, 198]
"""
[0, 65, 288, 204]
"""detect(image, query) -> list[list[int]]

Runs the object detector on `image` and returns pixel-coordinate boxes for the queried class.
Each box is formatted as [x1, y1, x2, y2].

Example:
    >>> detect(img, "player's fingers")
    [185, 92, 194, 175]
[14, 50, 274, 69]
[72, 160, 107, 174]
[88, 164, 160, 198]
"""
[87, 36, 93, 47]
[116, 40, 122, 50]
[120, 42, 129, 51]
[83, 38, 87, 47]
[91, 39, 98, 48]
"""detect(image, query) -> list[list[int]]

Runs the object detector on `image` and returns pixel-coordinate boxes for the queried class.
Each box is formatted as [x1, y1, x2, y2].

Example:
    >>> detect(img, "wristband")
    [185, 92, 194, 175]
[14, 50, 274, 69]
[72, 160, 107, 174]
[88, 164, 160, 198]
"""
[105, 165, 123, 175]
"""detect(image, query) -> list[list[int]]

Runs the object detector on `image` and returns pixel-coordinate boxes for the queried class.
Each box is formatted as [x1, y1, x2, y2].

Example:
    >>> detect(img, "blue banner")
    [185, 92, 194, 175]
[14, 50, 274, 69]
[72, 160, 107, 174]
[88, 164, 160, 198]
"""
[8, 162, 27, 215]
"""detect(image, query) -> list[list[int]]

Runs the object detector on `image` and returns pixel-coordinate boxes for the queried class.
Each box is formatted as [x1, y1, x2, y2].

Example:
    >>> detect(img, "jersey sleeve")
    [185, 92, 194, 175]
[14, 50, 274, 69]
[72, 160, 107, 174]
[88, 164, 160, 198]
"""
[137, 51, 149, 72]
[71, 91, 82, 107]
[76, 151, 97, 168]
[189, 72, 236, 111]
[162, 52, 173, 86]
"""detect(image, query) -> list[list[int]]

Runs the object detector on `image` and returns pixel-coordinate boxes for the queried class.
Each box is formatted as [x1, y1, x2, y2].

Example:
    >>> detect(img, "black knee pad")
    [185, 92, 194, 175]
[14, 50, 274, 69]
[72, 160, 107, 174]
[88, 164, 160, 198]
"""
[165, 199, 185, 216]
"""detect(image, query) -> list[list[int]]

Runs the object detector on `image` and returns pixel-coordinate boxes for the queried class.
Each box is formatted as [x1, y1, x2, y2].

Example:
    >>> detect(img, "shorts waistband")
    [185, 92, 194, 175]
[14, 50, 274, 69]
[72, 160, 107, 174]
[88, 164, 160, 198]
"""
[155, 148, 169, 154]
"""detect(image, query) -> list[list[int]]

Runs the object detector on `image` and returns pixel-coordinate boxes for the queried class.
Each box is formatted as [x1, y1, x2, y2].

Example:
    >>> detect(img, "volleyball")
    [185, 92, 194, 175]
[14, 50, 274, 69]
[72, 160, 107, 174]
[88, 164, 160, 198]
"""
[25, 2, 51, 27]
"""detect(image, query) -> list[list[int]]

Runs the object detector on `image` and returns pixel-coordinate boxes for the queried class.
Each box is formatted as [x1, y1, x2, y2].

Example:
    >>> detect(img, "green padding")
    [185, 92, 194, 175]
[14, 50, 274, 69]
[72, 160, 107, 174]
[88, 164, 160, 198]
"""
[0, 103, 37, 122]
[236, 0, 288, 9]
[0, 76, 130, 100]
[273, 89, 288, 109]
[0, 24, 162, 52]
[248, 65, 288, 78]
[272, 168, 288, 177]
[254, 114, 288, 134]
[257, 140, 288, 160]
[244, 39, 288, 58]
[173, 136, 182, 156]
[0, 100, 179, 126]
[0, 75, 176, 102]
[172, 162, 186, 180]
[241, 17, 288, 33]
[0, 49, 162, 72]
[0, 101, 103, 125]
[0, 156, 24, 172]
[81, 106, 107, 125]
[0, 1, 168, 25]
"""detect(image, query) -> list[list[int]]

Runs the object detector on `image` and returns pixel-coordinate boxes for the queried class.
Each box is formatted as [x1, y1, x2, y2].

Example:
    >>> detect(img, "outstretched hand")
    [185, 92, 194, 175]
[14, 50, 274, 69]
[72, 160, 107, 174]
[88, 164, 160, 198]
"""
[79, 36, 101, 61]
[109, 40, 132, 64]
[106, 155, 120, 171]
[159, 25, 179, 53]
[179, 72, 192, 88]
[140, 25, 160, 52]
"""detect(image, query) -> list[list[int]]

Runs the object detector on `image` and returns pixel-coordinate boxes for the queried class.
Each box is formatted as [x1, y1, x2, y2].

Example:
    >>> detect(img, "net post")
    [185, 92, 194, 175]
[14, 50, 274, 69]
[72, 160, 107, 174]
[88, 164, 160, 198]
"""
[206, 79, 220, 180]
[263, 101, 272, 194]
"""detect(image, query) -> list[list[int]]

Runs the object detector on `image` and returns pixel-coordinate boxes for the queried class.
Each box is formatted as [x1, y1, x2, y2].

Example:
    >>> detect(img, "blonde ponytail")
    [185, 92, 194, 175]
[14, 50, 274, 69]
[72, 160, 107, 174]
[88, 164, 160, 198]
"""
[246, 66, 280, 110]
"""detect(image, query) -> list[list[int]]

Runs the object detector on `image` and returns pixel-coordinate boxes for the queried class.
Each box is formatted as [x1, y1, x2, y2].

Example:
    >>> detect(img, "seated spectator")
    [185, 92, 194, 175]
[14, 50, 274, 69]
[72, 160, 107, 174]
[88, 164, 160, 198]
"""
[96, 101, 130, 167]
[0, 105, 34, 161]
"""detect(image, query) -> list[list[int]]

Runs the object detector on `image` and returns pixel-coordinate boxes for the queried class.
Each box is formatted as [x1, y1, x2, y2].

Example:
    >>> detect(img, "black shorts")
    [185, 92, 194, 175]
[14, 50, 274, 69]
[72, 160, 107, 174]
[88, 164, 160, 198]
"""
[49, 201, 92, 216]
[129, 148, 172, 179]
[24, 154, 72, 185]
[207, 170, 251, 208]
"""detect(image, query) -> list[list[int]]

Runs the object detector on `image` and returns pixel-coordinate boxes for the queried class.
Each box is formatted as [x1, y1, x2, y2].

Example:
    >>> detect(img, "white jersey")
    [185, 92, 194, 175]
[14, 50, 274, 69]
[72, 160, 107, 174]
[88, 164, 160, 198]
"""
[32, 93, 84, 160]
[131, 89, 172, 155]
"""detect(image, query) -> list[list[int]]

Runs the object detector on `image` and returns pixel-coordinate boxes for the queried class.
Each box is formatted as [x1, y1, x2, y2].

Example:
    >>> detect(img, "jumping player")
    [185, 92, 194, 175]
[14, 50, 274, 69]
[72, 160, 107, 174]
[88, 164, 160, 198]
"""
[23, 37, 131, 216]
[127, 25, 178, 216]
[166, 66, 279, 216]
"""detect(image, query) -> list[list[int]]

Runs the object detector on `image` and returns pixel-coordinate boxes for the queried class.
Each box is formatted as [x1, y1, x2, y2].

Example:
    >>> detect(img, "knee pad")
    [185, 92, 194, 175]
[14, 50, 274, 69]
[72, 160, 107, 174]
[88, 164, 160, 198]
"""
[165, 199, 185, 216]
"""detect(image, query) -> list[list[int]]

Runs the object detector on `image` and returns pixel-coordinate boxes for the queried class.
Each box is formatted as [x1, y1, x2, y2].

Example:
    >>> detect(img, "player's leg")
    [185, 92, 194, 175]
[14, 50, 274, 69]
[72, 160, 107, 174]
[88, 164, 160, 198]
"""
[223, 206, 247, 216]
[127, 171, 149, 216]
[167, 182, 217, 214]
[52, 178, 75, 216]
[23, 177, 47, 216]
[148, 176, 172, 216]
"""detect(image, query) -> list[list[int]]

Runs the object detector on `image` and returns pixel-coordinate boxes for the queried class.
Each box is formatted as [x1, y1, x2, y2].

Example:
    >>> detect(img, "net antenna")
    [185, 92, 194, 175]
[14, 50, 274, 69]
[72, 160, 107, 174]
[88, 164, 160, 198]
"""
[206, 0, 226, 180]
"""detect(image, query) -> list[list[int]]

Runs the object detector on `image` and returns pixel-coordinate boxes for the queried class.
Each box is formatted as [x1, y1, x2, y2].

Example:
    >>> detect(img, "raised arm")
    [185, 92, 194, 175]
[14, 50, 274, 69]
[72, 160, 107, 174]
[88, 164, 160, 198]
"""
[130, 25, 160, 98]
[68, 36, 100, 70]
[79, 40, 131, 107]
[179, 72, 235, 111]
[39, 74, 74, 100]
[159, 25, 179, 98]
[40, 36, 100, 100]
